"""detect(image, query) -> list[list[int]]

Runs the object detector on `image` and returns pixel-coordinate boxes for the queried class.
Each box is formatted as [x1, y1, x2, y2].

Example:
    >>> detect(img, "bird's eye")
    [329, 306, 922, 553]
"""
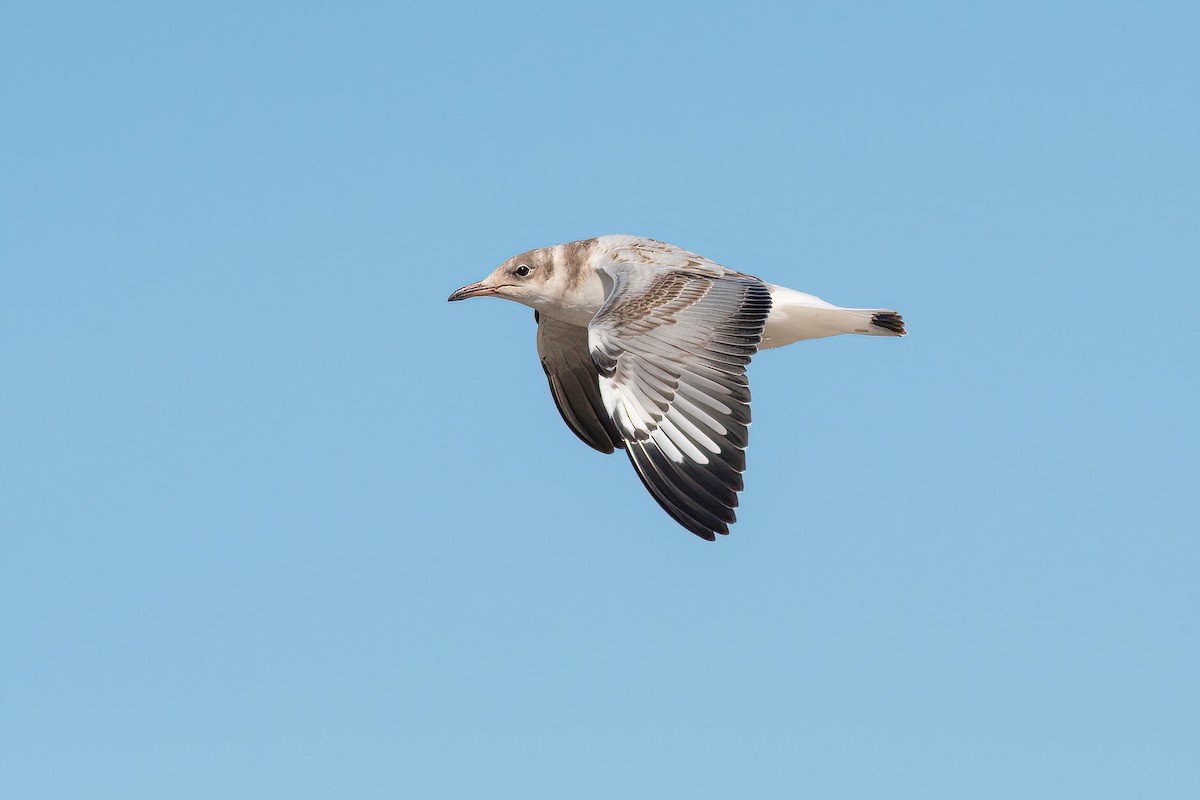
[514, 264, 531, 277]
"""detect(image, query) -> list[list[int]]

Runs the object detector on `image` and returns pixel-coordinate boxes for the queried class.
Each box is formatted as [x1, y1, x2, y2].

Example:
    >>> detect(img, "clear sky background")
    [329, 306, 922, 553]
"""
[2, 2, 1197, 797]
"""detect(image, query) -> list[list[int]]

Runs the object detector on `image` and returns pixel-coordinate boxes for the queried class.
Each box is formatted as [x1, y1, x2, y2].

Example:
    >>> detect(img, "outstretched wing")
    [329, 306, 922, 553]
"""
[588, 265, 772, 540]
[535, 311, 622, 454]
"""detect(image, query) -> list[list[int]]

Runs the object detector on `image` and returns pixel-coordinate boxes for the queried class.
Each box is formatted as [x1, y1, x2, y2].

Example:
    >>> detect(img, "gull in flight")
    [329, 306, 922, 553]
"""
[448, 235, 905, 540]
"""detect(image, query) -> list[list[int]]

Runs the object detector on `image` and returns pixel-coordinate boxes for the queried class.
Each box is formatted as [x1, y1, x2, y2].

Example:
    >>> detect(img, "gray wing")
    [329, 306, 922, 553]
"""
[535, 311, 622, 454]
[588, 265, 772, 540]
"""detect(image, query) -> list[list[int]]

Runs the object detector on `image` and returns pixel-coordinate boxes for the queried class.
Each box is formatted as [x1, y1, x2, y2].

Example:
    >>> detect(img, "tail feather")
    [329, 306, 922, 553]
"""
[869, 311, 906, 336]
[761, 285, 907, 347]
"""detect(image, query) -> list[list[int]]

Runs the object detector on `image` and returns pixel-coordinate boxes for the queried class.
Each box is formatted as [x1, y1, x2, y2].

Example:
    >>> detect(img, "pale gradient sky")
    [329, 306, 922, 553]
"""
[2, 2, 1197, 798]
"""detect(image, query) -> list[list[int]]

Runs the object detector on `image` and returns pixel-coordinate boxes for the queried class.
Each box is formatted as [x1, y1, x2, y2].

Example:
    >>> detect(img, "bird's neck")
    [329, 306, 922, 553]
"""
[538, 258, 608, 327]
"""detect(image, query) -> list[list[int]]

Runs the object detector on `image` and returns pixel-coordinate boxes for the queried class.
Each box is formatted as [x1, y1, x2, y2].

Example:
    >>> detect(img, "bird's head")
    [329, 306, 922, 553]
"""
[447, 247, 555, 308]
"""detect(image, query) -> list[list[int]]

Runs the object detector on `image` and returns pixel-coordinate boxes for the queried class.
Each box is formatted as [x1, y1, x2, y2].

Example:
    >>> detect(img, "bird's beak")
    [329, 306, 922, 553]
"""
[447, 281, 496, 302]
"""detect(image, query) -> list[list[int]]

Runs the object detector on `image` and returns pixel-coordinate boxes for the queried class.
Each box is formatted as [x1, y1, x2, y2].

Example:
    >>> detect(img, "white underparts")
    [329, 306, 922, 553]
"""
[761, 284, 902, 349]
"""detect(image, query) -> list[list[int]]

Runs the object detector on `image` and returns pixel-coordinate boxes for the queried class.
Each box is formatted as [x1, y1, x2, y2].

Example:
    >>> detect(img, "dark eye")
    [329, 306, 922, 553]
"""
[514, 264, 531, 277]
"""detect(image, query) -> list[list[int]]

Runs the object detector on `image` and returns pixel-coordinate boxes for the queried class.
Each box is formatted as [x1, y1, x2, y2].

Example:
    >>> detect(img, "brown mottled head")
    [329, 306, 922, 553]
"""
[446, 245, 557, 306]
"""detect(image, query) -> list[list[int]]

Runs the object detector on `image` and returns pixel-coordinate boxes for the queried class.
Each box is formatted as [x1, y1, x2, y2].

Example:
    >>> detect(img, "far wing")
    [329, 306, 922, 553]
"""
[588, 266, 772, 540]
[535, 311, 622, 454]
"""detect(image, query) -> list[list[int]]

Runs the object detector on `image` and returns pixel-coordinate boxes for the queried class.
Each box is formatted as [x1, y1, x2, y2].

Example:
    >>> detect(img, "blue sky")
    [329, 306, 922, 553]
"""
[2, 1, 1197, 797]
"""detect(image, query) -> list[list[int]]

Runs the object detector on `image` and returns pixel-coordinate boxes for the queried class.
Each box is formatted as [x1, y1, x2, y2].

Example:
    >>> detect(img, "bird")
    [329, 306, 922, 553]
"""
[448, 235, 905, 541]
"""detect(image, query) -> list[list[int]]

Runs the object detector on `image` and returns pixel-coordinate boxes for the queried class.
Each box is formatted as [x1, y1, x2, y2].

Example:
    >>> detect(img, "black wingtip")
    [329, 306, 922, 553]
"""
[870, 311, 906, 335]
[622, 446, 735, 542]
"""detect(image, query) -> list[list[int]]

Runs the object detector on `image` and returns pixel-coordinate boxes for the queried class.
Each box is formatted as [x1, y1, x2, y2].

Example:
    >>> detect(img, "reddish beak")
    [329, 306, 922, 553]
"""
[447, 281, 495, 302]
